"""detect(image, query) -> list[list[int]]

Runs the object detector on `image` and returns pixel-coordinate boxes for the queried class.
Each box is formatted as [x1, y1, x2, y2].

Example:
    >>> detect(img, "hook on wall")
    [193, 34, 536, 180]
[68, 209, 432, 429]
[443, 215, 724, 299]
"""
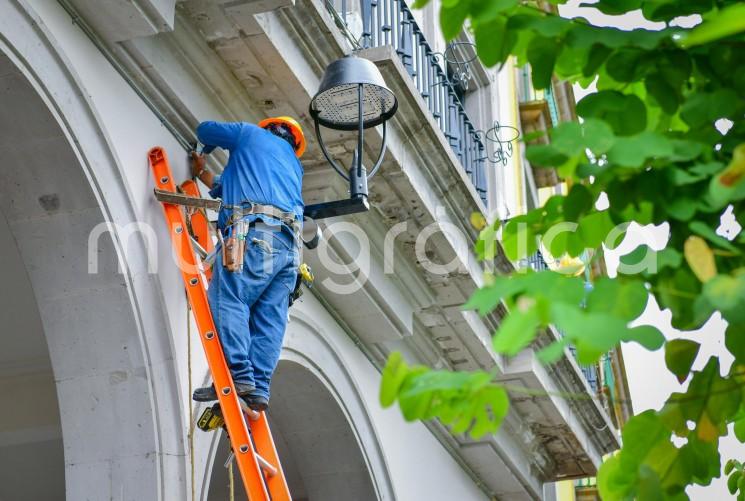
[431, 41, 477, 91]
[475, 121, 520, 166]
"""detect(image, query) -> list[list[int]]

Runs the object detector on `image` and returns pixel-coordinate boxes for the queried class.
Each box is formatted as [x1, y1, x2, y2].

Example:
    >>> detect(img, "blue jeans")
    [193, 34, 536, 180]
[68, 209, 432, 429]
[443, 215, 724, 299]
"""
[208, 220, 298, 400]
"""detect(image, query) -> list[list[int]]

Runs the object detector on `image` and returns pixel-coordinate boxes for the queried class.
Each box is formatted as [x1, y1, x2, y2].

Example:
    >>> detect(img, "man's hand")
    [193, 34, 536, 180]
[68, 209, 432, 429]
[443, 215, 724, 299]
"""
[190, 151, 215, 189]
[191, 151, 206, 178]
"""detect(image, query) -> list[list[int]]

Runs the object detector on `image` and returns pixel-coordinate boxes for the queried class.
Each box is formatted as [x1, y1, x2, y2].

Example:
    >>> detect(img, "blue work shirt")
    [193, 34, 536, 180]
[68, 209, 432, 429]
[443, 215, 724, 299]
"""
[196, 121, 304, 231]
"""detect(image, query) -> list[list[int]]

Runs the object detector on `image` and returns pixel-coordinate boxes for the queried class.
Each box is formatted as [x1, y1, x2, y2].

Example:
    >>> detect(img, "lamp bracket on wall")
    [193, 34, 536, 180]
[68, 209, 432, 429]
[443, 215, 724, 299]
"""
[431, 41, 477, 91]
[475, 121, 520, 166]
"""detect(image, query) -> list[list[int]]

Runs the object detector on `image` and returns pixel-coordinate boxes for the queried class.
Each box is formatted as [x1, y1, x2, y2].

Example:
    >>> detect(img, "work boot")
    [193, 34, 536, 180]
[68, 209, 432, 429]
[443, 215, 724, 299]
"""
[192, 382, 255, 402]
[242, 392, 269, 412]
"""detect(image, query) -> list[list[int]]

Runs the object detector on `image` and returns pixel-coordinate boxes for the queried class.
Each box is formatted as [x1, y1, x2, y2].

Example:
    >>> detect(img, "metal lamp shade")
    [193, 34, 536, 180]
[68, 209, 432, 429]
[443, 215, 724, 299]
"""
[309, 56, 397, 131]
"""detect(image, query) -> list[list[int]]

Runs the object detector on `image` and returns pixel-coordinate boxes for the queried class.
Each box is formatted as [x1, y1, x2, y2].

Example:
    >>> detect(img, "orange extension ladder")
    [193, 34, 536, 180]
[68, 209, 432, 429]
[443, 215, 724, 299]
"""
[148, 146, 291, 501]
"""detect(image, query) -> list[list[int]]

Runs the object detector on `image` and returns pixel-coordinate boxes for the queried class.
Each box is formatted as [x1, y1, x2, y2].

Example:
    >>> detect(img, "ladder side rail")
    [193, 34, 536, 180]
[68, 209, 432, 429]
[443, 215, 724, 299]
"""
[148, 147, 269, 501]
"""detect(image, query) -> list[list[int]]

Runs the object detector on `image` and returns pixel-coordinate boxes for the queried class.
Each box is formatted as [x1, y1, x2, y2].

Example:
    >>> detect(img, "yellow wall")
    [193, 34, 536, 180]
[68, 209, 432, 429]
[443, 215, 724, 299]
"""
[556, 480, 577, 501]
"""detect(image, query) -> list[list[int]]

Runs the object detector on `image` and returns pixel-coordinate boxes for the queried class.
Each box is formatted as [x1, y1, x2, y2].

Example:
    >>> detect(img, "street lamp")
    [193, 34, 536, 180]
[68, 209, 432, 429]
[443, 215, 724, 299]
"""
[304, 55, 398, 220]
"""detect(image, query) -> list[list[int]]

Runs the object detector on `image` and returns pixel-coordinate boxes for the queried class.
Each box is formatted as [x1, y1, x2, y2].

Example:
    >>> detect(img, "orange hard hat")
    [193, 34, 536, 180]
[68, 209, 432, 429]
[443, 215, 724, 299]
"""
[258, 116, 306, 158]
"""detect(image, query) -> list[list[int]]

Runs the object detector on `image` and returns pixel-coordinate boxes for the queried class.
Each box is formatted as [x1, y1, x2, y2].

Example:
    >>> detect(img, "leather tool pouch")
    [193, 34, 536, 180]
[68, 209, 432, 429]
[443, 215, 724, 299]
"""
[222, 236, 244, 272]
[222, 219, 248, 272]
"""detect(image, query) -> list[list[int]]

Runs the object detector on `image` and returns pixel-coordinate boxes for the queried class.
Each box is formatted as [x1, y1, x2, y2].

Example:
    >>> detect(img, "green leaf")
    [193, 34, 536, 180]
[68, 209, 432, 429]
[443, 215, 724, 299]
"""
[582, 44, 612, 77]
[625, 325, 665, 351]
[536, 338, 570, 364]
[645, 72, 679, 114]
[464, 279, 521, 315]
[669, 140, 703, 162]
[394, 368, 510, 438]
[657, 268, 710, 330]
[587, 278, 649, 321]
[440, 0, 470, 40]
[550, 302, 629, 363]
[550, 121, 584, 156]
[690, 162, 725, 177]
[680, 435, 721, 485]
[605, 47, 646, 82]
[576, 91, 647, 136]
[703, 274, 745, 320]
[669, 358, 742, 442]
[578, 211, 615, 249]
[657, 248, 684, 270]
[620, 244, 681, 275]
[474, 16, 515, 67]
[680, 89, 741, 128]
[508, 13, 571, 38]
[733, 416, 745, 443]
[527, 36, 560, 89]
[492, 301, 541, 355]
[729, 471, 742, 495]
[606, 131, 674, 168]
[598, 410, 687, 499]
[469, 0, 518, 24]
[667, 197, 697, 221]
[665, 339, 700, 383]
[526, 144, 569, 167]
[519, 271, 587, 304]
[563, 184, 594, 222]
[725, 323, 745, 364]
[678, 4, 745, 48]
[502, 219, 537, 261]
[597, 454, 632, 500]
[582, 118, 616, 154]
[380, 351, 411, 407]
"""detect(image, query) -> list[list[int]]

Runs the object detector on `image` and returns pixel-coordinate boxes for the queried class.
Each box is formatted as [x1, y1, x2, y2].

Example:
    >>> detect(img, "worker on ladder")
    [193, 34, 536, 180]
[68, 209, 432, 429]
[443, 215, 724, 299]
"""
[190, 117, 306, 411]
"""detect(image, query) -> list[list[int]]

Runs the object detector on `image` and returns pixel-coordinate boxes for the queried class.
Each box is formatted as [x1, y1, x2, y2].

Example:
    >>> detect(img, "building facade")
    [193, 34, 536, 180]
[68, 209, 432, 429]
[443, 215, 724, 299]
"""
[0, 0, 622, 499]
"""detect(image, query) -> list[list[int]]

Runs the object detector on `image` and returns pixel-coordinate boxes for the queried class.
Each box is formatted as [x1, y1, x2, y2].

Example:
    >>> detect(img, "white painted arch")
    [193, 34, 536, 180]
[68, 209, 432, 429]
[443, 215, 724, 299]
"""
[0, 1, 190, 499]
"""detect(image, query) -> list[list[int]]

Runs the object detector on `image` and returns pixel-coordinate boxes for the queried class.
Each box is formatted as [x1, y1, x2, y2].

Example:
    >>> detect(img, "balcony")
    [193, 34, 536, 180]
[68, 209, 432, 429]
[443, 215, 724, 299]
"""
[518, 66, 562, 188]
[327, 0, 488, 205]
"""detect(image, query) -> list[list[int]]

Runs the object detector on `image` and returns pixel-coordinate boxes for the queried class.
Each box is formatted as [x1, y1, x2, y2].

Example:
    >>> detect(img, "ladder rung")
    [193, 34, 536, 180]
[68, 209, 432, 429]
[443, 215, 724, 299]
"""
[256, 454, 278, 477]
[239, 399, 261, 421]
[224, 451, 235, 469]
[225, 450, 277, 478]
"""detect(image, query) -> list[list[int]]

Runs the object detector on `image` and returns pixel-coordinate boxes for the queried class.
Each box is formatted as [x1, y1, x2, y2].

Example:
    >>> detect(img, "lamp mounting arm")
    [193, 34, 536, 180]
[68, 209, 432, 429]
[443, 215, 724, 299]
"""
[366, 120, 387, 180]
[314, 119, 350, 181]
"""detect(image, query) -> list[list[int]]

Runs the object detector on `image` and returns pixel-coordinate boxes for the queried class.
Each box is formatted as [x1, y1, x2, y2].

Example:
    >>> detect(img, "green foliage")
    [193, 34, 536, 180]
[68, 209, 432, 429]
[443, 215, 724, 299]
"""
[725, 459, 745, 501]
[380, 0, 745, 498]
[379, 352, 509, 438]
[664, 339, 700, 383]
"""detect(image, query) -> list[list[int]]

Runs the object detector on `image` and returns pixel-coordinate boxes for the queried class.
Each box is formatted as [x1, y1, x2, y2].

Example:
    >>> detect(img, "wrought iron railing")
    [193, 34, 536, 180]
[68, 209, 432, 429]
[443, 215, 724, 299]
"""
[328, 0, 488, 205]
[522, 249, 550, 271]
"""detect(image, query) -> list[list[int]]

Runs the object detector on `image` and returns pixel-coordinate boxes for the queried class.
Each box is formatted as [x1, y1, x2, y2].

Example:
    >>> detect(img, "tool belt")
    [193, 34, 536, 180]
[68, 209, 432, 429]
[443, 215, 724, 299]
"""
[153, 189, 304, 271]
[221, 203, 302, 273]
[225, 203, 301, 235]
